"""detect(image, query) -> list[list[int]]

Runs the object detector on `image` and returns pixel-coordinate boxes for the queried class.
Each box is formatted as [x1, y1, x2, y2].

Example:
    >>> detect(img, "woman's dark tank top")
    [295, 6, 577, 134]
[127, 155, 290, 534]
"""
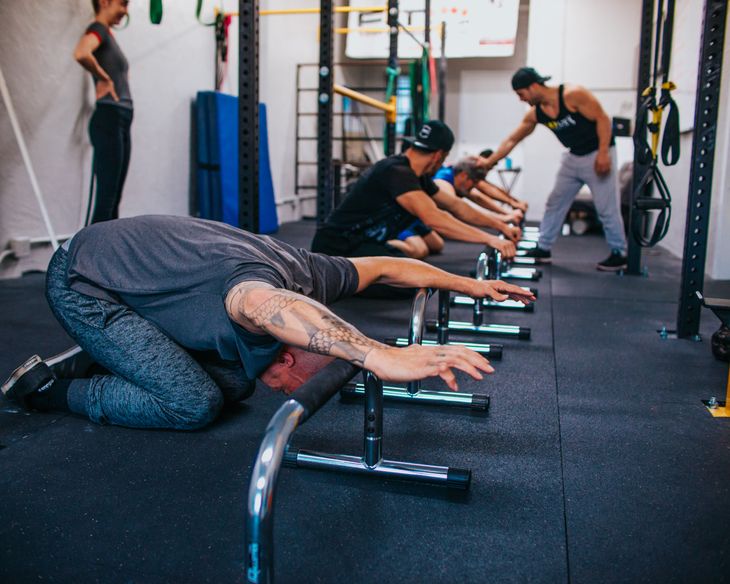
[535, 85, 612, 155]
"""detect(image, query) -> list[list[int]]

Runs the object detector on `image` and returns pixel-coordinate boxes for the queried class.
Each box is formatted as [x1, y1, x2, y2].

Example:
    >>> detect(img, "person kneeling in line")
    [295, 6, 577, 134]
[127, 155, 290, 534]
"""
[434, 154, 527, 225]
[1, 215, 534, 431]
[311, 120, 517, 262]
[395, 156, 523, 259]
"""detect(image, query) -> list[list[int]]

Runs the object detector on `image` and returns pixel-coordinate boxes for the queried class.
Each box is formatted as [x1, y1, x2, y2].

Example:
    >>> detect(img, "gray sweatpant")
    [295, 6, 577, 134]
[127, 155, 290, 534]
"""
[46, 247, 254, 430]
[538, 147, 626, 252]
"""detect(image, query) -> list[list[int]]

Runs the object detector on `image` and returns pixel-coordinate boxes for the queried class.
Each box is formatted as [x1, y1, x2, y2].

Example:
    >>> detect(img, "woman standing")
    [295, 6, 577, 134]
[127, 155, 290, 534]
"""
[73, 0, 132, 224]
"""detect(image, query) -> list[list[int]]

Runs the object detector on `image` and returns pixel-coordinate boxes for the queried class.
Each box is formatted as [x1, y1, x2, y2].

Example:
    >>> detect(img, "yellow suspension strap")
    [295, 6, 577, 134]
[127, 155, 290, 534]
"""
[631, 0, 679, 247]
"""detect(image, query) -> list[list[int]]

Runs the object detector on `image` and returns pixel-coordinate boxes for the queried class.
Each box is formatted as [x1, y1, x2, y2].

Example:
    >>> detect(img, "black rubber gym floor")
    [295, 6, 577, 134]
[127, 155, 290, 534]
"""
[1, 221, 729, 583]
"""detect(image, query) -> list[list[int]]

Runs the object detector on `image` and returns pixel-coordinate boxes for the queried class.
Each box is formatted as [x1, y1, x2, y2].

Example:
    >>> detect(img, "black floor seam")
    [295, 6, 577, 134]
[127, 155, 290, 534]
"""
[549, 269, 572, 584]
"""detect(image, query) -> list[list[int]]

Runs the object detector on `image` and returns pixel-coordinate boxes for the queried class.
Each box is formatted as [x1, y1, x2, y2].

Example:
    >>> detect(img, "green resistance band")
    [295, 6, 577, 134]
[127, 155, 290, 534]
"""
[150, 0, 163, 24]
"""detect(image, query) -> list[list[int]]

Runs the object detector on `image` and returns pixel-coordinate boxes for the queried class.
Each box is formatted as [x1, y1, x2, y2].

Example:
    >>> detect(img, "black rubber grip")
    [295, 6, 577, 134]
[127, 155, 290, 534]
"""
[291, 360, 360, 422]
[524, 303, 535, 313]
[532, 270, 543, 280]
[446, 468, 472, 490]
[282, 448, 299, 467]
[529, 287, 539, 298]
[518, 327, 531, 340]
[424, 319, 438, 332]
[470, 394, 490, 411]
[489, 345, 503, 360]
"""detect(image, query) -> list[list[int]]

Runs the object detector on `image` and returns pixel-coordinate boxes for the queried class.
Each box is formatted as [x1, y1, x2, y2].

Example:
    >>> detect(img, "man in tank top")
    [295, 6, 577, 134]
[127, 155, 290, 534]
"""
[480, 67, 627, 271]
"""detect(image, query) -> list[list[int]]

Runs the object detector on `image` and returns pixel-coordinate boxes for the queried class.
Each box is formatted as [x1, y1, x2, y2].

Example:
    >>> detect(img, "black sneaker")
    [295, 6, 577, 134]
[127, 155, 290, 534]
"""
[596, 250, 628, 272]
[1, 355, 56, 408]
[521, 247, 552, 264]
[45, 346, 98, 379]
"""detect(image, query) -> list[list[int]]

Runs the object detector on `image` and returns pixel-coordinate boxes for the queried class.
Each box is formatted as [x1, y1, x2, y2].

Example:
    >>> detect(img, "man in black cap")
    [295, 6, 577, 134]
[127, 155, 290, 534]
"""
[480, 68, 628, 271]
[312, 120, 516, 261]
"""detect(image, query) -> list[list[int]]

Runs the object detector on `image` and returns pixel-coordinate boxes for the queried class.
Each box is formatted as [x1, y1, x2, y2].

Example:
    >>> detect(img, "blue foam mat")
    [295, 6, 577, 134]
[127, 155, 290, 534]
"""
[195, 91, 278, 233]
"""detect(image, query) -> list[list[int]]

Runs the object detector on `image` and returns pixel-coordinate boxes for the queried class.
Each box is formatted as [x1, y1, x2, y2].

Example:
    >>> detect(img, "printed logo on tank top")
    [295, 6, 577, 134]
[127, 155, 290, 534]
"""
[545, 115, 577, 132]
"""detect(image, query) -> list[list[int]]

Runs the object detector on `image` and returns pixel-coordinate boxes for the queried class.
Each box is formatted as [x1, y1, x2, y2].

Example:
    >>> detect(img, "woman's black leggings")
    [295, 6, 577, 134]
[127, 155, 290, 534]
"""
[88, 103, 133, 223]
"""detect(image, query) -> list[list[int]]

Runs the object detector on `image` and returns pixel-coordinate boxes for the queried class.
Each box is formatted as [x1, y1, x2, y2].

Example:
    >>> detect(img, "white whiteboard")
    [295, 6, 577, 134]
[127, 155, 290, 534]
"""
[345, 0, 520, 59]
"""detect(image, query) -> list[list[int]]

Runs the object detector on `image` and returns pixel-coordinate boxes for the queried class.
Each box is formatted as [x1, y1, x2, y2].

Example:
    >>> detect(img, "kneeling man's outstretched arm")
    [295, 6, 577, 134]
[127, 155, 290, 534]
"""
[225, 281, 497, 390]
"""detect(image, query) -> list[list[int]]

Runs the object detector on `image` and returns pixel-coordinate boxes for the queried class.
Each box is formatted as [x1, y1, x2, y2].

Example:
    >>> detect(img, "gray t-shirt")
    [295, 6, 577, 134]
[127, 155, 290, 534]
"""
[86, 22, 133, 109]
[65, 215, 359, 381]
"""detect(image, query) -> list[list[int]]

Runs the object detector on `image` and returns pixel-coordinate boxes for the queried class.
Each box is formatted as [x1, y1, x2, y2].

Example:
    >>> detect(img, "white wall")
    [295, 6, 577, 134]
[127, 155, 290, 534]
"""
[0, 0, 215, 278]
[707, 30, 730, 280]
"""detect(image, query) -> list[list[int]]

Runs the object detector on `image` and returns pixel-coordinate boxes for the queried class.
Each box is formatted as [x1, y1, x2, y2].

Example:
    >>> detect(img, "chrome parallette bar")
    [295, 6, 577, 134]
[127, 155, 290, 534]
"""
[501, 266, 542, 281]
[290, 371, 473, 487]
[406, 288, 431, 396]
[340, 381, 489, 410]
[246, 400, 305, 584]
[490, 246, 542, 281]
[384, 337, 503, 360]
[287, 450, 463, 485]
[517, 240, 537, 250]
[430, 289, 513, 351]
[473, 251, 488, 325]
[454, 247, 536, 332]
[340, 289, 489, 410]
[427, 319, 531, 340]
[245, 360, 359, 584]
[451, 295, 535, 313]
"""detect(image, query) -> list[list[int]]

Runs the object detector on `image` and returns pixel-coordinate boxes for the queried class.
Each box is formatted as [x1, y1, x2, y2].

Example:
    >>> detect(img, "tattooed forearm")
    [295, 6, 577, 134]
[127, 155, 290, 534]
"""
[227, 285, 385, 364]
[246, 294, 298, 329]
[307, 325, 381, 365]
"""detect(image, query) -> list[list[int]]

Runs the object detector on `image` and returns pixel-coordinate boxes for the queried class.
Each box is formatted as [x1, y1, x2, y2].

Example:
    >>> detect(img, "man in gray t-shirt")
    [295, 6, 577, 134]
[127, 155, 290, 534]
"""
[2, 216, 533, 431]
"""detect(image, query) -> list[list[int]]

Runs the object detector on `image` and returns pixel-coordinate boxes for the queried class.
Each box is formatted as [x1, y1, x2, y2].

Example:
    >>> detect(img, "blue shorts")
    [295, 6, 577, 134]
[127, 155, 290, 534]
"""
[397, 220, 432, 241]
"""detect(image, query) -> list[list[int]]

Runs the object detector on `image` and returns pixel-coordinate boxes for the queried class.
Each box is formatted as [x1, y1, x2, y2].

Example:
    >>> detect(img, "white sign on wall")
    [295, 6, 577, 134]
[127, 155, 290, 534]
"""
[345, 0, 520, 59]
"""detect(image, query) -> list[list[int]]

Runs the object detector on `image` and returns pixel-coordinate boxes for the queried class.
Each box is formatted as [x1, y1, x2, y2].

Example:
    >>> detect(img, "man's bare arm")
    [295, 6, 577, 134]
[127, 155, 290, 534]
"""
[432, 183, 521, 242]
[226, 282, 383, 367]
[225, 281, 501, 389]
[479, 110, 537, 168]
[396, 190, 517, 257]
[350, 257, 535, 304]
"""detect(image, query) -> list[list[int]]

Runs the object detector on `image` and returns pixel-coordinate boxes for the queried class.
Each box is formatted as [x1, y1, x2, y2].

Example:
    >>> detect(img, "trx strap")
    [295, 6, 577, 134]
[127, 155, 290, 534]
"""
[631, 0, 679, 247]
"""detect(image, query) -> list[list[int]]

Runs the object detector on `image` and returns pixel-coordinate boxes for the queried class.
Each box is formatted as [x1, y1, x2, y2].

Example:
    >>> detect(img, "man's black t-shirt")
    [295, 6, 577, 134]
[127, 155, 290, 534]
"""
[320, 155, 439, 245]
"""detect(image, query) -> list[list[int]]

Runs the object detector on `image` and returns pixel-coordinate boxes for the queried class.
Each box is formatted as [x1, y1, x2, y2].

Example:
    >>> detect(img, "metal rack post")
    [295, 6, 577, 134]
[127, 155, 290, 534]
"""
[238, 0, 260, 233]
[676, 0, 727, 338]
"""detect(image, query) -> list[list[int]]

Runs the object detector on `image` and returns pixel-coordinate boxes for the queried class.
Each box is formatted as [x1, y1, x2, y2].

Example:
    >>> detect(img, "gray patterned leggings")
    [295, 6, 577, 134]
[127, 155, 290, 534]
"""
[45, 247, 253, 430]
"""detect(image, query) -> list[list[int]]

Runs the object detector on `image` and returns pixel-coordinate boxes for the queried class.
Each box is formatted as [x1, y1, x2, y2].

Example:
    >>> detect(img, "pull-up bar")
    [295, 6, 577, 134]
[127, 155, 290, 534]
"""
[224, 5, 386, 17]
[333, 83, 397, 124]
[335, 23, 437, 35]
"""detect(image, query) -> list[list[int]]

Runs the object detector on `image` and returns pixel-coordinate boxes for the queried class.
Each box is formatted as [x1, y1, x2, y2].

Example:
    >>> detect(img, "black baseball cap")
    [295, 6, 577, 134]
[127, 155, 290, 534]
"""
[511, 67, 551, 90]
[411, 120, 455, 152]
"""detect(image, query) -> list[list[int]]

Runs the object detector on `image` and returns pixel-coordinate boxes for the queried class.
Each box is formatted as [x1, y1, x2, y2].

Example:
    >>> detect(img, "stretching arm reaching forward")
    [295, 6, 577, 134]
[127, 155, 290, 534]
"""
[225, 256, 534, 391]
